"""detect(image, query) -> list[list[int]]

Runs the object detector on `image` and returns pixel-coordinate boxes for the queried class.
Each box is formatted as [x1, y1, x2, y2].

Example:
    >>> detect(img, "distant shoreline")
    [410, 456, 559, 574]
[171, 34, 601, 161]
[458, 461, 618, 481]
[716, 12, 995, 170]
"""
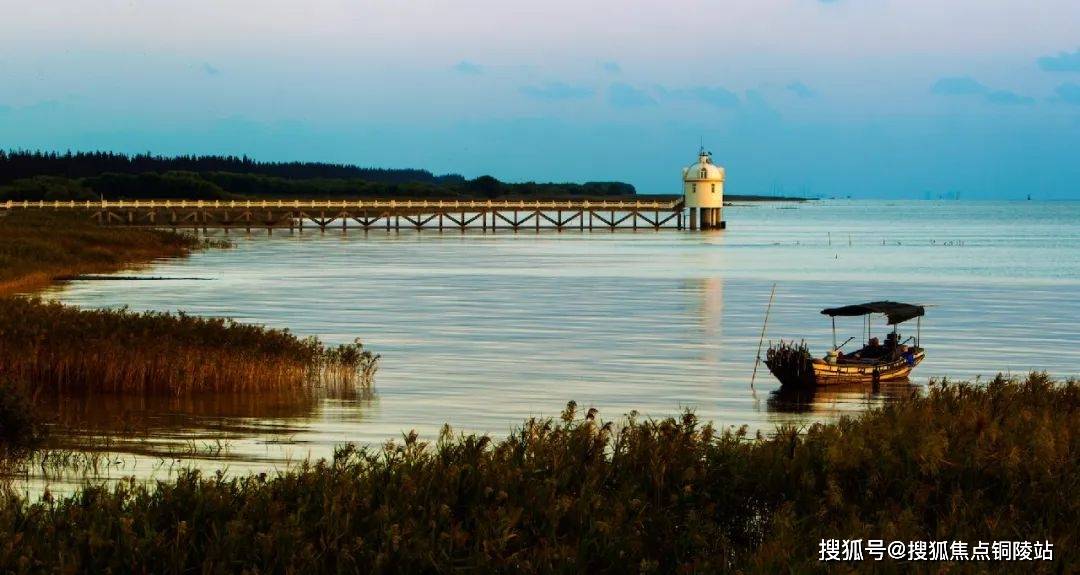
[637, 193, 811, 203]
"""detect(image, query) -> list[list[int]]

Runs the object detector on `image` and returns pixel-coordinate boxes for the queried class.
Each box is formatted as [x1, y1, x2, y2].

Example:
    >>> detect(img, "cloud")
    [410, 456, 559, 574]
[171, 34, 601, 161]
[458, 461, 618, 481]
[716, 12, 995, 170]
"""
[201, 63, 221, 76]
[984, 90, 1034, 106]
[520, 82, 594, 100]
[931, 76, 987, 95]
[1037, 49, 1080, 72]
[607, 83, 655, 108]
[1055, 82, 1080, 104]
[786, 81, 816, 98]
[687, 86, 740, 108]
[932, 76, 1033, 106]
[452, 61, 483, 75]
[660, 86, 740, 108]
[600, 61, 621, 74]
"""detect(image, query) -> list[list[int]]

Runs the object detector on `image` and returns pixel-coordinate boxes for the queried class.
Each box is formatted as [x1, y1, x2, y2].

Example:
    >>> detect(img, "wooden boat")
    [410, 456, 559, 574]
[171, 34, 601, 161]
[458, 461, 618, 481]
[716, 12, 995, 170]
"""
[765, 301, 926, 387]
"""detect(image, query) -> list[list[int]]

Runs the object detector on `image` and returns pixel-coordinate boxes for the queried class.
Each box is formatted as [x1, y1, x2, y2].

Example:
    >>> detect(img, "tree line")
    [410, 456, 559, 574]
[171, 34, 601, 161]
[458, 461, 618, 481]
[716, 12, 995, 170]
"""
[0, 150, 463, 185]
[0, 151, 637, 201]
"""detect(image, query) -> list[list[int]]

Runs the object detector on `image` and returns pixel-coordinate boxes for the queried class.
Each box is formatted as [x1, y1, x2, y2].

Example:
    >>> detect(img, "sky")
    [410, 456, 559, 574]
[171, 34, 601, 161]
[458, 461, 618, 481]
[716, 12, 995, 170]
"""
[1, 0, 1079, 198]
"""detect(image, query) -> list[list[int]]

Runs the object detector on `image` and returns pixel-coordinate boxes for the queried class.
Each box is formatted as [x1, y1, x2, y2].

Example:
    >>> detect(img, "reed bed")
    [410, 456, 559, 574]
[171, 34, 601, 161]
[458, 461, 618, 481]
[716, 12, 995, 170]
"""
[0, 373, 1073, 573]
[0, 211, 200, 295]
[0, 298, 379, 395]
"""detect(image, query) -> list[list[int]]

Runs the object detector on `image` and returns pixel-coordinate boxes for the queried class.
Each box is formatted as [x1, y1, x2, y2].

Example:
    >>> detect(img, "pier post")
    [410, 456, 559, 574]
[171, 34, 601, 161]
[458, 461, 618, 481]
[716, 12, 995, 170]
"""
[438, 212, 444, 231]
[579, 210, 584, 231]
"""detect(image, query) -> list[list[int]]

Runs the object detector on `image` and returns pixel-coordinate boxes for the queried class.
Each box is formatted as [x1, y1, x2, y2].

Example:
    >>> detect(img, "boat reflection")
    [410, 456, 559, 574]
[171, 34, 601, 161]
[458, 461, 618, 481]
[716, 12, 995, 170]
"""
[765, 379, 920, 417]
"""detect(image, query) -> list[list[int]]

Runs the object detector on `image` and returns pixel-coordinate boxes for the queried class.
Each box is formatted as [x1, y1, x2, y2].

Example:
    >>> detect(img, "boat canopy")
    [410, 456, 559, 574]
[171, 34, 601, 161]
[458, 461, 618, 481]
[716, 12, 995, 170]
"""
[820, 301, 925, 325]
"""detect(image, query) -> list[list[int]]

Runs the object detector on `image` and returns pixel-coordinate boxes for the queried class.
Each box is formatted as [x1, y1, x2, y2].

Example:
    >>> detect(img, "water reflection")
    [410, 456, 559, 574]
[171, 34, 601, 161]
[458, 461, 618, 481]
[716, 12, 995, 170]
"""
[766, 379, 920, 420]
[36, 387, 377, 460]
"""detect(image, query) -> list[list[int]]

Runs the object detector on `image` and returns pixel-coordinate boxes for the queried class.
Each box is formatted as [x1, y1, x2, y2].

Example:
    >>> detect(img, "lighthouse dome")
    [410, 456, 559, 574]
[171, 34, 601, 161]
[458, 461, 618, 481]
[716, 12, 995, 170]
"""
[682, 150, 725, 182]
[682, 148, 724, 211]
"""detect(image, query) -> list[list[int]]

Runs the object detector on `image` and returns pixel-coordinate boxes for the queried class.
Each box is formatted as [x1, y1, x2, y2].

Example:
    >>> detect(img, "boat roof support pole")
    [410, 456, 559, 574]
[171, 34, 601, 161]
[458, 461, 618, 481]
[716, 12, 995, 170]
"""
[832, 317, 837, 348]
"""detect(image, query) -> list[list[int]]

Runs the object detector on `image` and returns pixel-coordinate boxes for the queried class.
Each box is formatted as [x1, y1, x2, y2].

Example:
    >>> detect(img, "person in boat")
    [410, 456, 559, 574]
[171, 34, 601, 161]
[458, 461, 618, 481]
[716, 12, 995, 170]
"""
[859, 337, 884, 360]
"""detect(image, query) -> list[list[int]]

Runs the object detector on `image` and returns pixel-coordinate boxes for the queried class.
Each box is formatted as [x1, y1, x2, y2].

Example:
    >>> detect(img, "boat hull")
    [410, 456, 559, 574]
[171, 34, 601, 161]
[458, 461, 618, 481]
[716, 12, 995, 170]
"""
[765, 345, 924, 387]
[808, 351, 924, 386]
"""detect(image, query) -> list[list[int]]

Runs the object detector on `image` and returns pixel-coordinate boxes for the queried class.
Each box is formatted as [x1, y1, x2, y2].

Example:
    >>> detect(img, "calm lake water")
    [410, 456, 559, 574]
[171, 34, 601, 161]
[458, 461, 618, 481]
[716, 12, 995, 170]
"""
[16, 200, 1080, 494]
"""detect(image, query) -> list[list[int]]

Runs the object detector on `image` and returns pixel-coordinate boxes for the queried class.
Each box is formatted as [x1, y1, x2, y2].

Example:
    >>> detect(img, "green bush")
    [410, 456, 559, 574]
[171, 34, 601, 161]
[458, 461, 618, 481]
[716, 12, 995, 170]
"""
[0, 176, 95, 202]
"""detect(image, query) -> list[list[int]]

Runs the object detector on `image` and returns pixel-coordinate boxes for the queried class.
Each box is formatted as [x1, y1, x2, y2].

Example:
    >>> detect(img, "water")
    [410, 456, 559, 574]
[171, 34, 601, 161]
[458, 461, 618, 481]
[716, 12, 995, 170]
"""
[16, 200, 1080, 494]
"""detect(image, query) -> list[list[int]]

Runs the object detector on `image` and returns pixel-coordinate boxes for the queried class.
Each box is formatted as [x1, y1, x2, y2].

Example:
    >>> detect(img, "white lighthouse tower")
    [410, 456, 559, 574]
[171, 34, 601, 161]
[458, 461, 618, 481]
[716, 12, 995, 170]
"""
[682, 148, 725, 230]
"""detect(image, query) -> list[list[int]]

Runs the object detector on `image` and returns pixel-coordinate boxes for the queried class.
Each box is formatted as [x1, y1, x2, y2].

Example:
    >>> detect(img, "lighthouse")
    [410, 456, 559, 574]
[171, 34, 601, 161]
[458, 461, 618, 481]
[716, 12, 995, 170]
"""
[682, 148, 725, 230]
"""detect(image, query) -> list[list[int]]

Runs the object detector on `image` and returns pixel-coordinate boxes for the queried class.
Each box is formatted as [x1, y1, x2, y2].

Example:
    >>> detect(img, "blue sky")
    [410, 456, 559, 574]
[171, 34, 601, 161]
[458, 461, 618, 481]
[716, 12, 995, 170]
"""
[1, 0, 1078, 198]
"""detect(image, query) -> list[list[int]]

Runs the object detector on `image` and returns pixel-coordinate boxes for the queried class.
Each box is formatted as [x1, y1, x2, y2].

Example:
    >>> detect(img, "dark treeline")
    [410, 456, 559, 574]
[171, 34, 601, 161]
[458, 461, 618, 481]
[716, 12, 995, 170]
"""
[0, 150, 463, 185]
[0, 151, 637, 201]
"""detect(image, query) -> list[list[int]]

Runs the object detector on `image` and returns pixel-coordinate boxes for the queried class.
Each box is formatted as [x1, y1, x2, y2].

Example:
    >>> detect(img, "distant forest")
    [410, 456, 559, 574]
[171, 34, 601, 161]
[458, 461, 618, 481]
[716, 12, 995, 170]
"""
[0, 151, 637, 201]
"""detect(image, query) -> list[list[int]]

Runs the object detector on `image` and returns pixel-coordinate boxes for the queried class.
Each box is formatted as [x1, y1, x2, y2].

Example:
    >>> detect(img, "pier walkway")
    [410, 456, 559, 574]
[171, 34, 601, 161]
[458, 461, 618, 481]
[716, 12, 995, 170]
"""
[2, 198, 687, 231]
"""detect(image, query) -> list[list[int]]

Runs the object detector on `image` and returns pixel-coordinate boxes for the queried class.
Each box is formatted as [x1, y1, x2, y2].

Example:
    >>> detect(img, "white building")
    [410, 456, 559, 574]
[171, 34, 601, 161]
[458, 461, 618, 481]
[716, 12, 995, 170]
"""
[682, 149, 725, 229]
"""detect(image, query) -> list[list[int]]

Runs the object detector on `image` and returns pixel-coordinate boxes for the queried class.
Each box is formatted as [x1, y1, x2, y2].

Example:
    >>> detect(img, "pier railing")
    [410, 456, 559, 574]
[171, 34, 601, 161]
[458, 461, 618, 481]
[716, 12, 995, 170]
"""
[2, 197, 689, 231]
[2, 198, 682, 211]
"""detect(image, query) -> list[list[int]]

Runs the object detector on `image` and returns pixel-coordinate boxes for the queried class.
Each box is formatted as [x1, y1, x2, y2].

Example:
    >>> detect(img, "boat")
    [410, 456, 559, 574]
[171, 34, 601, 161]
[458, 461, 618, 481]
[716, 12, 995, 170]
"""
[765, 301, 926, 387]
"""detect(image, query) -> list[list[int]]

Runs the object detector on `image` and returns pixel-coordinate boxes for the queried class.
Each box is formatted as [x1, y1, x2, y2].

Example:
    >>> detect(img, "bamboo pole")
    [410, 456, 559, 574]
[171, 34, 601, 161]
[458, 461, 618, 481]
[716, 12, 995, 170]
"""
[750, 283, 777, 389]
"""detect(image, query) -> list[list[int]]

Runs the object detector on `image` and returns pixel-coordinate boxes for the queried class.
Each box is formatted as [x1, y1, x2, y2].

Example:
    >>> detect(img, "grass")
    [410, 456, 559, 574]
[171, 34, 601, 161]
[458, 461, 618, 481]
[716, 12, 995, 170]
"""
[0, 297, 378, 396]
[0, 209, 379, 409]
[0, 373, 1073, 573]
[0, 211, 201, 295]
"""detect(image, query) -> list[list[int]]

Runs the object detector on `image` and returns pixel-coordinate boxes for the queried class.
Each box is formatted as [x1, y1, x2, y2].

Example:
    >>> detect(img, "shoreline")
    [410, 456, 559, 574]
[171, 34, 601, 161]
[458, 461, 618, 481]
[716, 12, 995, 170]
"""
[0, 211, 202, 297]
[0, 212, 377, 435]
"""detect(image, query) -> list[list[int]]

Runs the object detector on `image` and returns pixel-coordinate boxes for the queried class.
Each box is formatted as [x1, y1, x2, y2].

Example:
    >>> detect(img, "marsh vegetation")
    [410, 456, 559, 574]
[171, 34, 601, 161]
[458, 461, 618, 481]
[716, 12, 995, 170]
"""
[0, 211, 200, 295]
[0, 298, 379, 396]
[0, 210, 379, 450]
[0, 374, 1073, 573]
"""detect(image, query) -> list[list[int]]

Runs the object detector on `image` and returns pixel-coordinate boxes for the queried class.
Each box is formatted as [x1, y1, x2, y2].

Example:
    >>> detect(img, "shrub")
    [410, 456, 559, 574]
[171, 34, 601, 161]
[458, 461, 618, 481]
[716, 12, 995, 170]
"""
[0, 378, 45, 448]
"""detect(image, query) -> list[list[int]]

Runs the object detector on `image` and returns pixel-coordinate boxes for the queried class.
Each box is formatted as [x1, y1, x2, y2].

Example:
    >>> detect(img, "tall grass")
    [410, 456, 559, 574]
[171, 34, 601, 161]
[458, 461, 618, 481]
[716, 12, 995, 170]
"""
[0, 298, 379, 395]
[0, 374, 1073, 573]
[0, 211, 200, 295]
[0, 210, 378, 396]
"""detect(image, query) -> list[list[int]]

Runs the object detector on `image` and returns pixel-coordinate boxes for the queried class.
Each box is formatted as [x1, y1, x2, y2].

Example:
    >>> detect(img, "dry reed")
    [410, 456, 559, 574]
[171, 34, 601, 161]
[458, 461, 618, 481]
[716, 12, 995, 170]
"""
[0, 298, 378, 395]
[0, 211, 200, 296]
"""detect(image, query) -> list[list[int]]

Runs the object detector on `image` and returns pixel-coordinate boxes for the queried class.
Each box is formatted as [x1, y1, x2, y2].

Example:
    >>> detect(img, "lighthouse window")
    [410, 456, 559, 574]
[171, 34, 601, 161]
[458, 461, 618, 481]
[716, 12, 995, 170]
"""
[692, 183, 697, 193]
[711, 184, 716, 193]
[699, 168, 707, 178]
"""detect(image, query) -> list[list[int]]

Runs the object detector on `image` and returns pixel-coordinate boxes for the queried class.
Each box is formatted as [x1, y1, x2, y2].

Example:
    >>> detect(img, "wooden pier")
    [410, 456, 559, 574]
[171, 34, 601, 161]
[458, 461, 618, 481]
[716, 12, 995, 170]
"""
[2, 198, 689, 231]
